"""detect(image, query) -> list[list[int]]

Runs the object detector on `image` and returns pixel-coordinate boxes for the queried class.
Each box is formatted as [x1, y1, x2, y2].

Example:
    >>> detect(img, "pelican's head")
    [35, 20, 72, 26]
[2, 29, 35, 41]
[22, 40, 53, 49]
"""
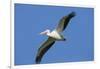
[40, 29, 50, 35]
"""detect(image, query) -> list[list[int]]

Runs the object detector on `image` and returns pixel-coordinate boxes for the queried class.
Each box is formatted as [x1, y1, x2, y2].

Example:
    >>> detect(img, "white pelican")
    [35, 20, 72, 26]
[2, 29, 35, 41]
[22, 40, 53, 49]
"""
[35, 12, 76, 64]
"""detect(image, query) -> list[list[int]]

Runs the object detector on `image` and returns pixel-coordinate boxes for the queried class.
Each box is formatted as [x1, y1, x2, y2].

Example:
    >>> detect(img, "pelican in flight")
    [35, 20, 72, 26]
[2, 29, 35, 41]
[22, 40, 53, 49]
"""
[35, 12, 76, 64]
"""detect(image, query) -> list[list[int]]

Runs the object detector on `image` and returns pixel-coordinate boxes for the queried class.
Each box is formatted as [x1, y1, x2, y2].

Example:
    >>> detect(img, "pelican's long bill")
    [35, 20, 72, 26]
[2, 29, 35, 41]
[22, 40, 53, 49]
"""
[40, 29, 50, 35]
[40, 31, 47, 35]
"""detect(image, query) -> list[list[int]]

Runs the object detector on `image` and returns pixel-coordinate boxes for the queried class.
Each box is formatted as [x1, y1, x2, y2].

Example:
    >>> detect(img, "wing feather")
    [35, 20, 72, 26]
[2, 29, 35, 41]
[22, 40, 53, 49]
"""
[56, 12, 76, 32]
[35, 37, 55, 64]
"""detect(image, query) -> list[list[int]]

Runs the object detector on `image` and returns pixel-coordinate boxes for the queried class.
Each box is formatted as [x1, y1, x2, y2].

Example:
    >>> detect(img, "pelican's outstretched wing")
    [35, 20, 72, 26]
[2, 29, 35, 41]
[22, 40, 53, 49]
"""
[35, 37, 55, 64]
[56, 12, 76, 33]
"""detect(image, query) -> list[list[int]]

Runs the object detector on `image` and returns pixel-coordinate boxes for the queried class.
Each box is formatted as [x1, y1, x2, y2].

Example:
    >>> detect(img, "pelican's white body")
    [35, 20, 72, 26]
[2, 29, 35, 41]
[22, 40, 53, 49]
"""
[40, 29, 64, 40]
[47, 30, 63, 40]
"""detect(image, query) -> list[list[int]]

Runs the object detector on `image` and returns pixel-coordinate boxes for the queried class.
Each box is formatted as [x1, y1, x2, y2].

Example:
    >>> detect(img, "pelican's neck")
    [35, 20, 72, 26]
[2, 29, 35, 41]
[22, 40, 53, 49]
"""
[45, 29, 51, 35]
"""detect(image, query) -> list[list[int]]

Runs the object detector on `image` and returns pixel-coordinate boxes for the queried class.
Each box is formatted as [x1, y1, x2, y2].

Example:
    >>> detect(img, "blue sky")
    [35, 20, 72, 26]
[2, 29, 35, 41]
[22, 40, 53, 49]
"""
[14, 4, 94, 65]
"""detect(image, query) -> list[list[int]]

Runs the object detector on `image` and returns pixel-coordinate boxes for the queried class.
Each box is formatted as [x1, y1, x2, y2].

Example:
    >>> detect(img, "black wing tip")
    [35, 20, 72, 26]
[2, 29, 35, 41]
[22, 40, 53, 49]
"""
[69, 11, 76, 18]
[35, 56, 41, 64]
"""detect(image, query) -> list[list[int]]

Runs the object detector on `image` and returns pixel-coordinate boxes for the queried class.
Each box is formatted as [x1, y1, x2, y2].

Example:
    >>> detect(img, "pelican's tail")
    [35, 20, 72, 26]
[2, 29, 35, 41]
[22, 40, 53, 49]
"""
[63, 38, 66, 41]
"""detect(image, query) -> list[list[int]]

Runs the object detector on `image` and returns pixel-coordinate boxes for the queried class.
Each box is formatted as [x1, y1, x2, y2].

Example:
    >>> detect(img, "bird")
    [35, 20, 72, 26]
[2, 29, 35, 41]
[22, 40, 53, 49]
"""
[35, 12, 76, 64]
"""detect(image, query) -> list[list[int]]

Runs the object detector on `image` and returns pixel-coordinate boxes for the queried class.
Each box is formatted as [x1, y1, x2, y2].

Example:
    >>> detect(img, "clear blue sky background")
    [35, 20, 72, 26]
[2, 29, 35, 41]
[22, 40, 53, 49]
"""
[15, 4, 94, 65]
